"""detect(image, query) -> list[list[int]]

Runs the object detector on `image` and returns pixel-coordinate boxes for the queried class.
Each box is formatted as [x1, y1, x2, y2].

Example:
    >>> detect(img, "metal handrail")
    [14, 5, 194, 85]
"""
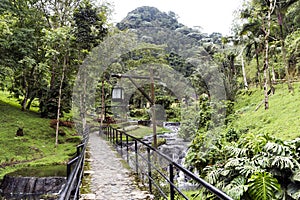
[102, 126, 233, 200]
[58, 128, 89, 200]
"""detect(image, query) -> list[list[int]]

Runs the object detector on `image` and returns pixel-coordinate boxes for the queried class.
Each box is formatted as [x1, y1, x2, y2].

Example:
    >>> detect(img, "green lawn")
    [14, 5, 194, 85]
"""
[0, 91, 80, 179]
[125, 125, 170, 138]
[231, 83, 300, 140]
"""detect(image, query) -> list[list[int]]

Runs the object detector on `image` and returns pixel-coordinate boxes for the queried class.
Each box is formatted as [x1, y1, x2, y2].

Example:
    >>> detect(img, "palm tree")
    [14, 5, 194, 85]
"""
[239, 13, 265, 88]
[273, 0, 298, 92]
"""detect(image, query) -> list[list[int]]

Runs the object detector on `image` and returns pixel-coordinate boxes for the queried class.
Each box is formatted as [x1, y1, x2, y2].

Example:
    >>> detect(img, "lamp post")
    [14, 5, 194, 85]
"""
[112, 85, 124, 102]
[150, 68, 157, 148]
[111, 73, 159, 148]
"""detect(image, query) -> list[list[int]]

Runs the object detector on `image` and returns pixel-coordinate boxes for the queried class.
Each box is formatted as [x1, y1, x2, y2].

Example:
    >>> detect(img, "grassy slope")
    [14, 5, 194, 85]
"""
[232, 82, 300, 140]
[0, 91, 80, 178]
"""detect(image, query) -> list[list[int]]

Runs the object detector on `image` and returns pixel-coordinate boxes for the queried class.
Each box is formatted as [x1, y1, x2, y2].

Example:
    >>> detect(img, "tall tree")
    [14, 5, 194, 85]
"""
[38, 0, 108, 119]
[240, 46, 249, 90]
[240, 0, 277, 109]
[239, 19, 265, 88]
[41, 27, 73, 145]
[263, 0, 276, 110]
[73, 0, 108, 52]
[274, 0, 298, 92]
[72, 0, 109, 130]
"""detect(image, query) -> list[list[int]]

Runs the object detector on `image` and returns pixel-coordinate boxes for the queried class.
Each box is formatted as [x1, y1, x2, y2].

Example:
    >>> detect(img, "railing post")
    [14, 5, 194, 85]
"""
[169, 164, 175, 200]
[112, 128, 115, 143]
[120, 132, 123, 156]
[135, 140, 138, 175]
[106, 126, 109, 140]
[67, 162, 71, 179]
[126, 135, 129, 163]
[76, 144, 81, 156]
[107, 127, 110, 140]
[147, 147, 152, 194]
[116, 130, 118, 145]
[109, 127, 111, 141]
[76, 154, 84, 198]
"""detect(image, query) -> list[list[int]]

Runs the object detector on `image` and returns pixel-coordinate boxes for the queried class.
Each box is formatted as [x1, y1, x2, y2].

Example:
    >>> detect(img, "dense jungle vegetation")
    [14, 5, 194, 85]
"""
[0, 0, 300, 199]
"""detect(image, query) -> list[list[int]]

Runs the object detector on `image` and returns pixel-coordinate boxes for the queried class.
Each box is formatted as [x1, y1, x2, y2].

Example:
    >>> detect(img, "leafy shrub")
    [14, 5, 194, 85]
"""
[153, 138, 166, 147]
[50, 119, 74, 129]
[186, 132, 300, 199]
[225, 128, 240, 142]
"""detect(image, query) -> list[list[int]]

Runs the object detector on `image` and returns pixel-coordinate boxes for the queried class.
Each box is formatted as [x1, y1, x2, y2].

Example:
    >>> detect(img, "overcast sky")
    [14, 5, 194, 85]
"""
[109, 0, 243, 35]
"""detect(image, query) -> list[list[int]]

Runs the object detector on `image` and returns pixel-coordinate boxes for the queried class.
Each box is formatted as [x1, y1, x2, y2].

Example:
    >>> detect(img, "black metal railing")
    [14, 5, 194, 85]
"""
[59, 128, 89, 200]
[101, 126, 233, 200]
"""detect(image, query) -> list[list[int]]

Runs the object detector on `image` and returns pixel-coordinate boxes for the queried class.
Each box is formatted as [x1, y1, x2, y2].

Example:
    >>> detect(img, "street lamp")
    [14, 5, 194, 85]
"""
[111, 73, 159, 148]
[112, 85, 124, 102]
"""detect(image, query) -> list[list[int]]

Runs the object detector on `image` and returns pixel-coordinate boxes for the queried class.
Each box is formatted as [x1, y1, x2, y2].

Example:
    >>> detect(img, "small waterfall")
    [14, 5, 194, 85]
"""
[159, 123, 198, 191]
[176, 149, 199, 191]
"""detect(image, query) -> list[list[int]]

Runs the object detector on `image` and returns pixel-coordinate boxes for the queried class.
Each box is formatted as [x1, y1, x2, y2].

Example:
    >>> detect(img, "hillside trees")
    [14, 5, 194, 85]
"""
[239, 0, 300, 93]
[274, 0, 299, 92]
[0, 0, 48, 110]
[240, 0, 276, 110]
[238, 0, 300, 110]
[239, 18, 265, 88]
[0, 0, 109, 118]
[40, 0, 108, 118]
[285, 29, 300, 75]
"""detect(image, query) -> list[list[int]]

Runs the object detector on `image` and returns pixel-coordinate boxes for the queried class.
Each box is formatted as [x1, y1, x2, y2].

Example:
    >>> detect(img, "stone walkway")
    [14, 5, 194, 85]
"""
[83, 131, 153, 200]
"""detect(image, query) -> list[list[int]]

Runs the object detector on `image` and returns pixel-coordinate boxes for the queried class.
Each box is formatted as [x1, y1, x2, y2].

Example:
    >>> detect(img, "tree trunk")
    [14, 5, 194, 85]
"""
[100, 79, 105, 134]
[271, 63, 276, 83]
[21, 74, 29, 111]
[21, 95, 28, 111]
[254, 42, 262, 88]
[26, 96, 35, 110]
[55, 56, 66, 147]
[264, 0, 276, 110]
[79, 70, 87, 131]
[264, 45, 269, 110]
[241, 48, 248, 90]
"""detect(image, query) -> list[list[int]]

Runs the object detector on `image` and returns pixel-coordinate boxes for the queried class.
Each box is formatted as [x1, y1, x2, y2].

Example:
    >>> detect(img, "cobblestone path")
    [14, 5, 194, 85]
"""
[86, 131, 153, 200]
